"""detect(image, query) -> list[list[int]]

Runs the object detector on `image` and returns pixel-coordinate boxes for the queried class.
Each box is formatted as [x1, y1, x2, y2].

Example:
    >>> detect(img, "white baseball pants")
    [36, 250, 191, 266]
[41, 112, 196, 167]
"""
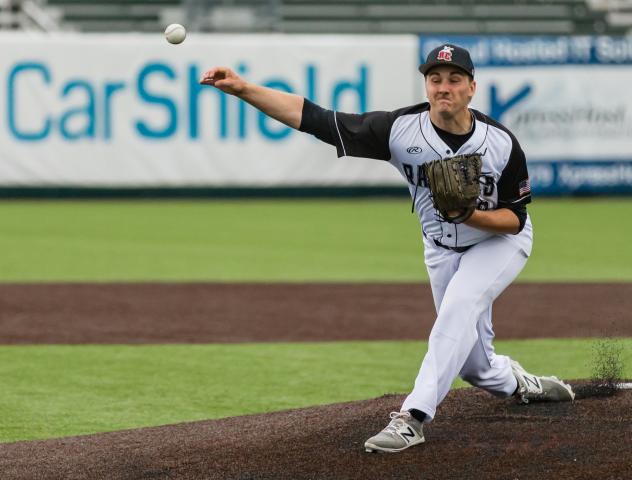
[401, 220, 533, 420]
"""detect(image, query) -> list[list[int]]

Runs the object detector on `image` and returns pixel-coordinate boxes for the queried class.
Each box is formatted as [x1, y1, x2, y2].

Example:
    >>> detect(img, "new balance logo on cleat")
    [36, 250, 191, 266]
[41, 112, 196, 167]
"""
[511, 360, 575, 404]
[364, 411, 425, 453]
[523, 374, 542, 391]
[400, 427, 417, 443]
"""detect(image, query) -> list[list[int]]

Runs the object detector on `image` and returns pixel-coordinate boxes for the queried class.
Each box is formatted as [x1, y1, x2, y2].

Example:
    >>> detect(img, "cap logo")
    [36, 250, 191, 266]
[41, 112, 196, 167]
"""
[437, 46, 454, 62]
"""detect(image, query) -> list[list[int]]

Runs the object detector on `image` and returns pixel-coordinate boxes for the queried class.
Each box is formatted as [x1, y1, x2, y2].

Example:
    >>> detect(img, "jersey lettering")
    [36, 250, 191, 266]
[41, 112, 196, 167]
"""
[478, 173, 499, 211]
[481, 175, 495, 196]
[402, 163, 426, 187]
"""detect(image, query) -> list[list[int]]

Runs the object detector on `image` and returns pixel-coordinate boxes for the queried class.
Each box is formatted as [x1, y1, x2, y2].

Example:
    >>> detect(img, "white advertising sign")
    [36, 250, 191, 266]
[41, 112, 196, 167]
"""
[470, 67, 632, 161]
[0, 33, 419, 187]
[419, 36, 632, 163]
[420, 35, 632, 194]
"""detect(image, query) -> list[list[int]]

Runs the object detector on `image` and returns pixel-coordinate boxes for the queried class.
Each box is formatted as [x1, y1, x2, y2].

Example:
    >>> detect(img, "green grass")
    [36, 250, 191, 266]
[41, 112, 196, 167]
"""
[1, 338, 630, 443]
[0, 198, 630, 281]
[525, 198, 632, 281]
[0, 200, 422, 282]
[1, 198, 629, 444]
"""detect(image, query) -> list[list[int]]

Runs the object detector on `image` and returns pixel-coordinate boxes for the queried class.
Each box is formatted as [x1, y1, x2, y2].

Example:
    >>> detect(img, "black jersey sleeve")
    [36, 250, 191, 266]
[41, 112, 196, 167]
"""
[299, 98, 337, 146]
[496, 136, 532, 208]
[506, 204, 528, 233]
[299, 98, 394, 161]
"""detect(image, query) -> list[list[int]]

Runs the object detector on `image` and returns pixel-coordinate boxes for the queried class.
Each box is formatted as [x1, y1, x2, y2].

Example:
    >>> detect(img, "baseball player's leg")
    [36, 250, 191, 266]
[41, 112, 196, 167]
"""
[401, 235, 529, 420]
[423, 241, 461, 314]
[458, 303, 517, 397]
[364, 245, 459, 453]
[457, 235, 574, 402]
[460, 320, 575, 403]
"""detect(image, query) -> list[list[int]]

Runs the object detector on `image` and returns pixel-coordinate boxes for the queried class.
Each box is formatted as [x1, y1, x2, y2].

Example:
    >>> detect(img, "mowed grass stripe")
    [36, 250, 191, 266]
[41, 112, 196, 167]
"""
[0, 198, 631, 281]
[1, 338, 630, 443]
[1, 200, 421, 282]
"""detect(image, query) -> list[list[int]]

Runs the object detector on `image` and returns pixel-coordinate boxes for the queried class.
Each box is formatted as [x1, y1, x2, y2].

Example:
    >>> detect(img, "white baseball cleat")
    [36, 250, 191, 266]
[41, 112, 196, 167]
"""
[364, 411, 425, 453]
[511, 360, 575, 404]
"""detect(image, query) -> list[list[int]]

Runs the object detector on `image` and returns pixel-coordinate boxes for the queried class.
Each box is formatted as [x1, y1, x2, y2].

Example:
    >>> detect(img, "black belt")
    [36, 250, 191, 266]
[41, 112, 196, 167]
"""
[433, 239, 473, 253]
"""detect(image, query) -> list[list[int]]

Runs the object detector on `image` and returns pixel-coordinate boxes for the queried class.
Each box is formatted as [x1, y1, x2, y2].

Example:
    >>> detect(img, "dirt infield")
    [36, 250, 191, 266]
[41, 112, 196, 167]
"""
[1, 386, 630, 480]
[1, 282, 630, 344]
[1, 282, 630, 479]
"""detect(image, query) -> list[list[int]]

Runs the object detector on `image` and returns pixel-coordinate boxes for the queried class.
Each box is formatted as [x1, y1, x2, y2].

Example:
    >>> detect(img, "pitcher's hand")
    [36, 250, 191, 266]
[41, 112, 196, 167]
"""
[199, 67, 247, 96]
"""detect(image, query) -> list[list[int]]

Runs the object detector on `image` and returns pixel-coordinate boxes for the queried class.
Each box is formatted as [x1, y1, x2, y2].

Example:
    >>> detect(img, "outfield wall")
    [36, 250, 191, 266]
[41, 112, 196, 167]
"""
[1, 33, 632, 195]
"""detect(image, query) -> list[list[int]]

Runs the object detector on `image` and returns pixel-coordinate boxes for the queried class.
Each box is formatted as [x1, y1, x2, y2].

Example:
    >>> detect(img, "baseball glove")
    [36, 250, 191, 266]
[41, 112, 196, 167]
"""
[423, 153, 482, 223]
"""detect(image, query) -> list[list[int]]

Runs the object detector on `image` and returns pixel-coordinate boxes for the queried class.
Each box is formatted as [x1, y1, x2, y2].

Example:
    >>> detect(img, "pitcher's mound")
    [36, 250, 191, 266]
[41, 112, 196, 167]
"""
[1, 383, 630, 480]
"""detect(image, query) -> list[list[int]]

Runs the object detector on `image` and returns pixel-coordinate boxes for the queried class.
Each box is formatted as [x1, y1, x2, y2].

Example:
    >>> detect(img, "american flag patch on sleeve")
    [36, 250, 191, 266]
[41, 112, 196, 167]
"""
[518, 179, 531, 196]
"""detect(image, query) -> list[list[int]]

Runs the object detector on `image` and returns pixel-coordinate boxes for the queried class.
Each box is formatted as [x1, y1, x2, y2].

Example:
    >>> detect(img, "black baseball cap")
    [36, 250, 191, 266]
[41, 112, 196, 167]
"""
[418, 44, 475, 78]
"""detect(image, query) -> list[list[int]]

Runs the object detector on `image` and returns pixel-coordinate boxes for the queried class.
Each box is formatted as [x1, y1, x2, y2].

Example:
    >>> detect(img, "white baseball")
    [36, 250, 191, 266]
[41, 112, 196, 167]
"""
[165, 24, 186, 44]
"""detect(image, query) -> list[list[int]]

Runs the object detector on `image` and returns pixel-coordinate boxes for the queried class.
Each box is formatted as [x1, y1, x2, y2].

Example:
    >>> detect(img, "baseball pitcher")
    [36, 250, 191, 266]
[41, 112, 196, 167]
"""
[200, 43, 575, 454]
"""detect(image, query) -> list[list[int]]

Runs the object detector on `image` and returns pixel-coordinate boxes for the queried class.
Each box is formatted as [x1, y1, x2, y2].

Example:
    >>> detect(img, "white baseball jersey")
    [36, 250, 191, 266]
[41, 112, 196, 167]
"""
[302, 101, 532, 248]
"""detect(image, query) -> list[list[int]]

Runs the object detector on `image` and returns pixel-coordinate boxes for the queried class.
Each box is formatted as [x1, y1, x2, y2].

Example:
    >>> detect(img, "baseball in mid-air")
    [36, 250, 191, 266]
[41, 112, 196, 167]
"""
[165, 23, 186, 44]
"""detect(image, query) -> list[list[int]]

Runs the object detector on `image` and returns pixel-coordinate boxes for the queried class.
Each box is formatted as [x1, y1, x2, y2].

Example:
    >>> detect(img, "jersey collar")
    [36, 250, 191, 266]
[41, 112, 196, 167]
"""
[420, 109, 488, 158]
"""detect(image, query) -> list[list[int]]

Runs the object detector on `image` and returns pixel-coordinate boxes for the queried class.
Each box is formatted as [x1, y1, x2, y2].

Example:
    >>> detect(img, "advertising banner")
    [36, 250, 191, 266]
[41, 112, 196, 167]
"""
[2, 33, 631, 195]
[420, 35, 632, 194]
[0, 33, 418, 187]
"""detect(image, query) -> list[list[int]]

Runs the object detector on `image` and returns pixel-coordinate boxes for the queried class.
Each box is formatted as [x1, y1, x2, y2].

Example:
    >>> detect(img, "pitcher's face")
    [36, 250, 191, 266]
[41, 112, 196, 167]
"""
[425, 66, 476, 118]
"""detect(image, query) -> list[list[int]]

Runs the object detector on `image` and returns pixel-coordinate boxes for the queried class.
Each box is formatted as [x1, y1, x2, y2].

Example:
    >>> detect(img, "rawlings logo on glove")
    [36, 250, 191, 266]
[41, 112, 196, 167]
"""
[422, 153, 483, 224]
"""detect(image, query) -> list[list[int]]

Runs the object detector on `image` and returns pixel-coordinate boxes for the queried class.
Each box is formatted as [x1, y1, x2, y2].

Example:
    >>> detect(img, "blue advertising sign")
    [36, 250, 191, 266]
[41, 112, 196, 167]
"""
[420, 35, 632, 67]
[420, 34, 632, 195]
